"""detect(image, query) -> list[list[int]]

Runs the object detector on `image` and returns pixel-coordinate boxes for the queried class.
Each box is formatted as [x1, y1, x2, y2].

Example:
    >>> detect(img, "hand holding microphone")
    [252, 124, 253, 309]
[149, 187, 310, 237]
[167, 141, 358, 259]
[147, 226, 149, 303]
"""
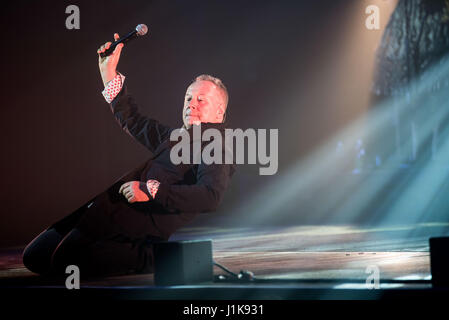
[97, 24, 148, 87]
[98, 33, 123, 87]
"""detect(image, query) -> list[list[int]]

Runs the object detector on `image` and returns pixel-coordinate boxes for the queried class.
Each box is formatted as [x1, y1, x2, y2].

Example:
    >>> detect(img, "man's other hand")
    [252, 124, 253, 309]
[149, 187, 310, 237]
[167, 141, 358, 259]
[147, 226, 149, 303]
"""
[119, 181, 150, 203]
[98, 33, 124, 87]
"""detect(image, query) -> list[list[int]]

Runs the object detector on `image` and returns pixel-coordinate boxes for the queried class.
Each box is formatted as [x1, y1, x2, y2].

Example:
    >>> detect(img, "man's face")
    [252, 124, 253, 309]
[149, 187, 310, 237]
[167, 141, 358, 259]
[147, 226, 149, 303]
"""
[183, 80, 226, 129]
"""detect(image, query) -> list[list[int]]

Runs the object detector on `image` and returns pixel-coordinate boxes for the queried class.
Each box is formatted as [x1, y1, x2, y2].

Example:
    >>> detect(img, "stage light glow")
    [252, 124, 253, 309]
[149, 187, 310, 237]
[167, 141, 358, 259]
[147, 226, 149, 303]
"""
[228, 42, 449, 237]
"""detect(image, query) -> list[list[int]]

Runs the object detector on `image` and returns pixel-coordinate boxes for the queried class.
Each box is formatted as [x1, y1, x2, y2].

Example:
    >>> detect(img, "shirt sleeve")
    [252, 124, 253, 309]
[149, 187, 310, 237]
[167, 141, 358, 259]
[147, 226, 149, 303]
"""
[102, 73, 126, 103]
[146, 179, 160, 199]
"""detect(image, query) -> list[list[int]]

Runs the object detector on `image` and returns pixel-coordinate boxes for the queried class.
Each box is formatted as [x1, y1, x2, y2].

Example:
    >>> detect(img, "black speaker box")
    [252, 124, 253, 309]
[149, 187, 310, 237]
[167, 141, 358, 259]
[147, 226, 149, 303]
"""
[153, 239, 213, 286]
[429, 237, 449, 287]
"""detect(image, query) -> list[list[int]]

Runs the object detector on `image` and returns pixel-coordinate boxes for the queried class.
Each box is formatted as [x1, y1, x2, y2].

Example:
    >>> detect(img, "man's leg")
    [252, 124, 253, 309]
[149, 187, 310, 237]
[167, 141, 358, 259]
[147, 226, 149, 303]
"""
[22, 228, 64, 275]
[50, 228, 158, 277]
[50, 176, 162, 276]
[22, 198, 93, 275]
[24, 160, 160, 277]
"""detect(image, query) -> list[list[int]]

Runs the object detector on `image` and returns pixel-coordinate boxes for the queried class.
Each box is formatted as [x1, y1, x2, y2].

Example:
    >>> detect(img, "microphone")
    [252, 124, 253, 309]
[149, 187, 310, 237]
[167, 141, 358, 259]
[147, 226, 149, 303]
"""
[100, 24, 148, 58]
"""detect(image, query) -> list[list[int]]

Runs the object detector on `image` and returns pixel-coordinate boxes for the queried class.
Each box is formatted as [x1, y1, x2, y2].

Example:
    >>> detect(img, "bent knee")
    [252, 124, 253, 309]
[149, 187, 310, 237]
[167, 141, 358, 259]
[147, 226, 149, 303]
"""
[50, 228, 91, 275]
[22, 228, 63, 275]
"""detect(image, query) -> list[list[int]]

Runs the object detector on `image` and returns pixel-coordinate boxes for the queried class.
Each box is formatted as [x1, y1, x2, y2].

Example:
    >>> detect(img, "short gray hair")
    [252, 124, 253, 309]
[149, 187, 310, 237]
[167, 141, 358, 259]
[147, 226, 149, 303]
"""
[193, 74, 229, 107]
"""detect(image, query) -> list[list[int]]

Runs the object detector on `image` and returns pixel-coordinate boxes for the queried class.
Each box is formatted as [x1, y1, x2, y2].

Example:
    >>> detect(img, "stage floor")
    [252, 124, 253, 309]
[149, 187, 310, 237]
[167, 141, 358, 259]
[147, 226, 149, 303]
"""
[1, 223, 448, 299]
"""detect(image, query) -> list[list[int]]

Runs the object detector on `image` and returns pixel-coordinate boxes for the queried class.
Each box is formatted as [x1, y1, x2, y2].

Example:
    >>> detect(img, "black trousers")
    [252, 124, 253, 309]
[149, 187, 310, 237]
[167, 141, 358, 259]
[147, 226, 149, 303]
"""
[22, 162, 165, 278]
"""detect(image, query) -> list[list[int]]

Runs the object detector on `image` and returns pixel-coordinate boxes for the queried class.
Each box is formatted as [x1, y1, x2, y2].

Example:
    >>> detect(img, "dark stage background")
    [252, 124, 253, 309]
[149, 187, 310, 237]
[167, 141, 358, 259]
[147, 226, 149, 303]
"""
[4, 0, 444, 248]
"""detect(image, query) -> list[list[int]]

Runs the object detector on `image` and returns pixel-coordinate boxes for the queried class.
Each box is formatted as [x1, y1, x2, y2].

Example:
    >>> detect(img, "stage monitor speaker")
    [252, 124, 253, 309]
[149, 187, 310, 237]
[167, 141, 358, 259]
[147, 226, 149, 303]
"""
[153, 239, 213, 286]
[429, 237, 449, 287]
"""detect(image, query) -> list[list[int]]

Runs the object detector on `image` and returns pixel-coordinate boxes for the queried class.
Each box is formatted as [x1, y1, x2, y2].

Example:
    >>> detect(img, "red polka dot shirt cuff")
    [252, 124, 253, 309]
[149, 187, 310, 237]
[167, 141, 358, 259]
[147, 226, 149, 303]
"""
[146, 179, 160, 199]
[102, 73, 126, 103]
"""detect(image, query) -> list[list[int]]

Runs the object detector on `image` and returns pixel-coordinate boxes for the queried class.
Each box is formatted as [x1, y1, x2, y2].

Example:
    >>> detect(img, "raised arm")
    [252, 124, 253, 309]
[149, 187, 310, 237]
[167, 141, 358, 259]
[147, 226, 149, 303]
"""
[97, 33, 172, 153]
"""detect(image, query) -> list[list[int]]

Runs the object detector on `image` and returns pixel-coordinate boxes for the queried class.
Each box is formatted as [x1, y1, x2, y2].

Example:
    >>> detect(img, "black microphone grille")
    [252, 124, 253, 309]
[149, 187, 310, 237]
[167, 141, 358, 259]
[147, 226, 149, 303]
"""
[136, 24, 148, 36]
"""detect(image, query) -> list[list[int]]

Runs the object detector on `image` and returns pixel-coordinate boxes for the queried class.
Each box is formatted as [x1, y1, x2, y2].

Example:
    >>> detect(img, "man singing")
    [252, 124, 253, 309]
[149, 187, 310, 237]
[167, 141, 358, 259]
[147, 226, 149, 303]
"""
[22, 33, 235, 277]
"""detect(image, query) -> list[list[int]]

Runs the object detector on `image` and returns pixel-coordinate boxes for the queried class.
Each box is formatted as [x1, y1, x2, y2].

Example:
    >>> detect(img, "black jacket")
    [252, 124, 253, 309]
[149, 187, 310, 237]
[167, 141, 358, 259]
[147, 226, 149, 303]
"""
[107, 85, 236, 238]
